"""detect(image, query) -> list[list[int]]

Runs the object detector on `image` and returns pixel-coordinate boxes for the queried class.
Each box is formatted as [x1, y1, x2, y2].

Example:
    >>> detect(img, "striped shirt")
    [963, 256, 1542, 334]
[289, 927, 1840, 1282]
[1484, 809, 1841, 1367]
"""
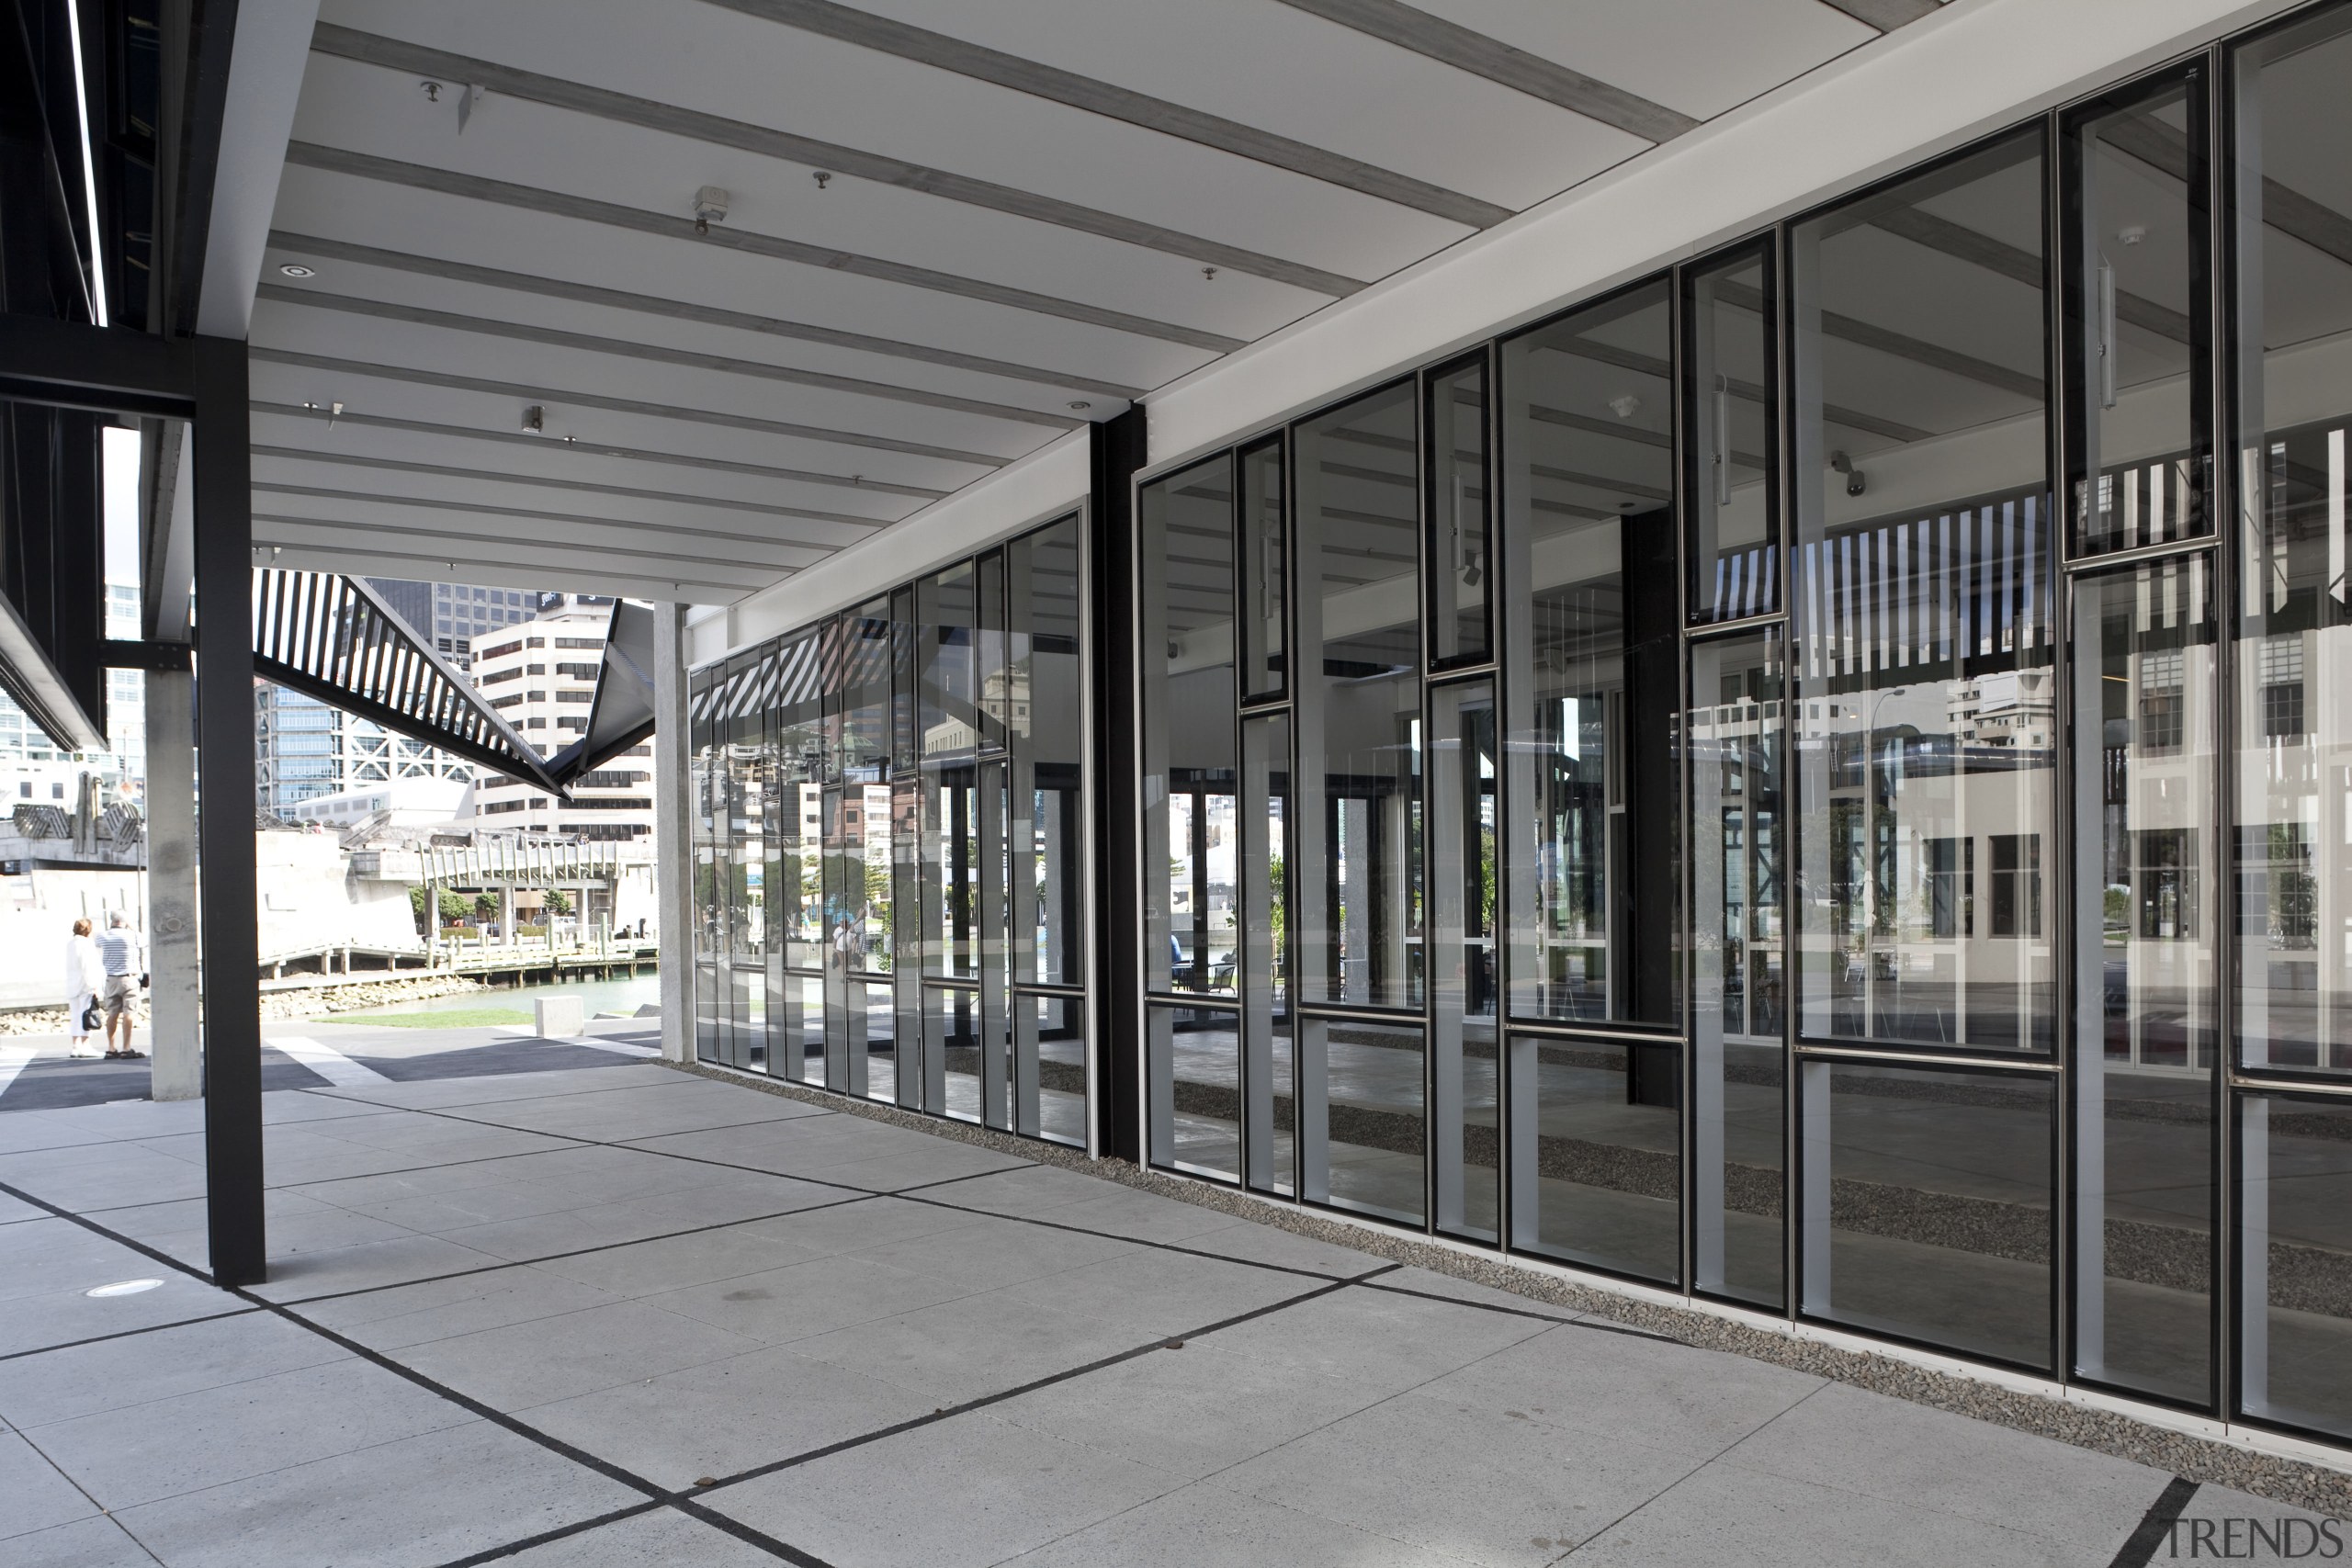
[96, 931, 141, 976]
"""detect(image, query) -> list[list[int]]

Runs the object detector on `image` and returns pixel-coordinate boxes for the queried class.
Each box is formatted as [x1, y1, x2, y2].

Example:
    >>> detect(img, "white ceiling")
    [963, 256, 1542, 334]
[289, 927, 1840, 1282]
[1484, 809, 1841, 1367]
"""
[250, 0, 1941, 606]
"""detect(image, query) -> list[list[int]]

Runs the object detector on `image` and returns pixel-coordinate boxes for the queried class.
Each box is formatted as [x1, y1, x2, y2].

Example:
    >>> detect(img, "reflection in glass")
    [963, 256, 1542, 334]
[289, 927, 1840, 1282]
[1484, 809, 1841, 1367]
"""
[824, 601, 894, 1096]
[1800, 1061, 2052, 1369]
[2072, 562, 2217, 1404]
[731, 651, 774, 1077]
[1507, 1036, 1680, 1284]
[1302, 1018, 1425, 1224]
[2066, 68, 2210, 556]
[2231, 7, 2352, 1076]
[1297, 383, 1423, 1010]
[1024, 994, 1087, 1149]
[926, 986, 981, 1123]
[1149, 1003, 1240, 1181]
[1428, 354, 1493, 665]
[1692, 631, 1786, 1306]
[1687, 242, 1779, 623]
[1242, 714, 1295, 1195]
[1431, 681, 1498, 1241]
[1140, 457, 1238, 998]
[919, 566, 978, 986]
[2239, 1093, 2352, 1439]
[1501, 281, 1681, 1027]
[1240, 437, 1287, 700]
[1791, 131, 2057, 1053]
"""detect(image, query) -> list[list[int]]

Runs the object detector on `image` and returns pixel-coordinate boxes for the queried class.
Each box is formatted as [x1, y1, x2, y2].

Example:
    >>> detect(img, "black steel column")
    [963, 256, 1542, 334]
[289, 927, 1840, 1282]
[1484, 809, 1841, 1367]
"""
[193, 335, 264, 1286]
[1090, 409, 1146, 1161]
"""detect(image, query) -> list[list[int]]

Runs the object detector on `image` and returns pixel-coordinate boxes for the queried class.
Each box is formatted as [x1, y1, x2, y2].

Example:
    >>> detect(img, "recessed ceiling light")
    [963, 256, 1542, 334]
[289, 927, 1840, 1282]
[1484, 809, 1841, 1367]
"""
[279, 264, 315, 278]
[86, 1279, 164, 1298]
[1068, 401, 1091, 412]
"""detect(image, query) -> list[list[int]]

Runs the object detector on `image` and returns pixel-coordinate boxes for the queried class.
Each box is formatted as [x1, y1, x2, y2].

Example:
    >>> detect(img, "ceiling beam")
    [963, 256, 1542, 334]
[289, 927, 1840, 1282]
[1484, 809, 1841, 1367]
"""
[311, 23, 1364, 299]
[250, 347, 1012, 469]
[1267, 0, 1697, 142]
[249, 446, 892, 534]
[285, 141, 1248, 353]
[249, 484, 831, 567]
[250, 506, 817, 573]
[251, 400, 943, 499]
[268, 231, 1145, 400]
[703, 0, 1510, 229]
[254, 284, 1081, 430]
[1815, 0, 1942, 29]
[253, 533, 752, 600]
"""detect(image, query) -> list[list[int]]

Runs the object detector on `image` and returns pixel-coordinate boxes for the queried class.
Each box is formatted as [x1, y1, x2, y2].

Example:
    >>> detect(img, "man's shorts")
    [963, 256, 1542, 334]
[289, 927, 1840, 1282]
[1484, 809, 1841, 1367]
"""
[102, 973, 137, 1022]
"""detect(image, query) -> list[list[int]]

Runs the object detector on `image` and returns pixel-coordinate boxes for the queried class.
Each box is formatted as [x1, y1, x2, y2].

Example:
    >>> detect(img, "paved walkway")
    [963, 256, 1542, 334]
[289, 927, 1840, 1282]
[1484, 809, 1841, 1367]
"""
[0, 1059, 2335, 1566]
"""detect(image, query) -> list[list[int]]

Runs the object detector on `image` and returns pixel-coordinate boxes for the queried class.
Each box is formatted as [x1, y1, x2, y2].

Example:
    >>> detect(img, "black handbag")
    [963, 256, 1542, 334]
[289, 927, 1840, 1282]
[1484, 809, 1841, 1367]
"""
[81, 998, 102, 1032]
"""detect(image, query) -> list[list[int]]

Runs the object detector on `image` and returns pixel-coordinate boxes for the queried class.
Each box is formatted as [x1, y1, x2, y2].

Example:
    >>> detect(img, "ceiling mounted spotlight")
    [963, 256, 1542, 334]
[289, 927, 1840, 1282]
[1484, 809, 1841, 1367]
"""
[813, 171, 832, 190]
[1202, 266, 1217, 281]
[693, 185, 730, 235]
[418, 79, 443, 102]
[522, 404, 545, 434]
[1068, 400, 1091, 412]
[278, 263, 314, 278]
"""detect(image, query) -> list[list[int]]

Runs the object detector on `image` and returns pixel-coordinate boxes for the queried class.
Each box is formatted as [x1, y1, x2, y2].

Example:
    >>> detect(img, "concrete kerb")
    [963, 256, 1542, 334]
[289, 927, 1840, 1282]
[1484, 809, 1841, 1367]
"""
[667, 1055, 2352, 1521]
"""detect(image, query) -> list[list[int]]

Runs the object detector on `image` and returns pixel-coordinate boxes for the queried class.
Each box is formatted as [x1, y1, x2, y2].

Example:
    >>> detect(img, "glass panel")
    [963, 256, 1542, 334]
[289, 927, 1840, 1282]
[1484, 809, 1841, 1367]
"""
[891, 779, 924, 1109]
[1241, 713, 1295, 1196]
[1140, 457, 1238, 998]
[2231, 7, 2352, 1076]
[1506, 1035, 1681, 1284]
[2238, 1092, 2352, 1439]
[861, 980, 896, 1105]
[1025, 994, 1087, 1148]
[1799, 1061, 2053, 1369]
[1239, 437, 1287, 700]
[1297, 381, 1423, 1010]
[729, 654, 769, 1075]
[1501, 280, 1681, 1027]
[2066, 67, 2211, 557]
[1009, 519, 1085, 992]
[1148, 1002, 1240, 1181]
[1692, 630, 1786, 1307]
[1302, 1018, 1425, 1224]
[692, 673, 722, 1063]
[1791, 131, 2058, 1054]
[918, 566, 978, 984]
[2072, 561, 2217, 1404]
[1428, 355, 1493, 665]
[1430, 681, 1499, 1242]
[1687, 242, 1780, 624]
[928, 986, 981, 1122]
[774, 637, 824, 1083]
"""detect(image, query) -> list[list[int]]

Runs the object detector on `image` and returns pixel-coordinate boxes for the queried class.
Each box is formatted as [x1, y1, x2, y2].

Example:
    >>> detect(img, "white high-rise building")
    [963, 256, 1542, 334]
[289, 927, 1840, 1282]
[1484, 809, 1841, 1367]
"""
[465, 596, 652, 841]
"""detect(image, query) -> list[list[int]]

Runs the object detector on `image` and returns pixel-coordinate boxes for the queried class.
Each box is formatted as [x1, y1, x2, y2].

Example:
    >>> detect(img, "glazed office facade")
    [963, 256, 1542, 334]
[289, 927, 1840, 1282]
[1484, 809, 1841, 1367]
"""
[695, 2, 2352, 1450]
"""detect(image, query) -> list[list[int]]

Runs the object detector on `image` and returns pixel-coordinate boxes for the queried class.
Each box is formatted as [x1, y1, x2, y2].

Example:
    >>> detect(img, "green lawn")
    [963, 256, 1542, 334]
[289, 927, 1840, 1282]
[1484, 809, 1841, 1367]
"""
[320, 1006, 534, 1029]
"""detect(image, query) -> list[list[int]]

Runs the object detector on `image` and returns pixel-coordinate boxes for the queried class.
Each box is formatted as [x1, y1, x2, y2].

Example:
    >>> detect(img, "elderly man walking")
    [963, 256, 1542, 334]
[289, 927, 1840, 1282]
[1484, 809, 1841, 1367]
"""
[97, 911, 146, 1060]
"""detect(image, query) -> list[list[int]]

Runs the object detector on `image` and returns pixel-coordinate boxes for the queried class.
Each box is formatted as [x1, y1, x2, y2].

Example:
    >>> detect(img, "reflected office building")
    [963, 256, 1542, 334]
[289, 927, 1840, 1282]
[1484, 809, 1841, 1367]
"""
[695, 3, 2352, 1455]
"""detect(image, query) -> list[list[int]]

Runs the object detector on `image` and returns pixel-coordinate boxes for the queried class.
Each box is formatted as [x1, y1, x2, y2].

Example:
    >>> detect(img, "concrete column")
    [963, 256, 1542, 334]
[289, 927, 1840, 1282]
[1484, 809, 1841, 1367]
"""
[654, 603, 693, 1064]
[145, 667, 202, 1101]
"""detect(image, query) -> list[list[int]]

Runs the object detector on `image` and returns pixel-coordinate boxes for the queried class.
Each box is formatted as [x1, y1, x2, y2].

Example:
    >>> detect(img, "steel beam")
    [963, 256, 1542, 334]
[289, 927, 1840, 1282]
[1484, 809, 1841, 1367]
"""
[192, 336, 266, 1287]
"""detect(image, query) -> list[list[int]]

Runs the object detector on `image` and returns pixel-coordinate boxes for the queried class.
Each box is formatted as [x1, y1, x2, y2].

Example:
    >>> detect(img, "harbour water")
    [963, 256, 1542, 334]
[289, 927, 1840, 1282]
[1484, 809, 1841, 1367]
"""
[348, 972, 663, 1020]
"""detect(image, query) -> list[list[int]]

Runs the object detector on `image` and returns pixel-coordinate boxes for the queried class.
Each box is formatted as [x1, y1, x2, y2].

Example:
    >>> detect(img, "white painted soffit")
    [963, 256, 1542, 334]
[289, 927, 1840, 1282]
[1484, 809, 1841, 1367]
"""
[1144, 0, 2305, 468]
[196, 0, 324, 337]
[689, 426, 1089, 666]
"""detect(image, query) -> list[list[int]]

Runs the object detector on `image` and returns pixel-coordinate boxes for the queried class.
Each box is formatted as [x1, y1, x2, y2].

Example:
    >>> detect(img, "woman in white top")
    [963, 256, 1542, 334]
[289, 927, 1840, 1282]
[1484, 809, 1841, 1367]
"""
[64, 917, 103, 1059]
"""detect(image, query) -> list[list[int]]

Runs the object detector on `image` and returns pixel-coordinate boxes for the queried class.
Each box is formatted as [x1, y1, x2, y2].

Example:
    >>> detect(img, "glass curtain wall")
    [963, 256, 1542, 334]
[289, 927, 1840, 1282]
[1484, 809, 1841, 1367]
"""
[2232, 2, 2352, 1443]
[687, 513, 1087, 1150]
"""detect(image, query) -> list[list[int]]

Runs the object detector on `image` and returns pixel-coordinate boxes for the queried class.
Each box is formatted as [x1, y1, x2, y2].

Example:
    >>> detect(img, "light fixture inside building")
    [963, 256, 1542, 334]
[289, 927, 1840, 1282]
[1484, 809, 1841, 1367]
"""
[1069, 401, 1091, 412]
[1608, 393, 1642, 420]
[813, 171, 832, 189]
[693, 186, 730, 235]
[1829, 449, 1866, 496]
[521, 404, 545, 434]
[418, 79, 442, 102]
[278, 263, 314, 278]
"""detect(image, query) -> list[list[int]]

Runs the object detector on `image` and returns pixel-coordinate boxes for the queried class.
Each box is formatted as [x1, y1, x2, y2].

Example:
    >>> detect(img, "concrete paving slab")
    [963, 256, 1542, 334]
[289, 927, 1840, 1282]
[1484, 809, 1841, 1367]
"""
[243, 1231, 510, 1302]
[731, 1192, 981, 1256]
[645, 1251, 978, 1343]
[1174, 1217, 1399, 1278]
[1714, 1381, 2172, 1552]
[0, 1428, 102, 1541]
[704, 1411, 1182, 1568]
[499, 1506, 782, 1566]
[783, 1288, 1170, 1404]
[998, 1475, 1469, 1567]
[0, 1514, 160, 1566]
[293, 1263, 622, 1348]
[110, 1418, 645, 1568]
[25, 1356, 476, 1509]
[393, 1298, 764, 1412]
[1565, 1456, 2103, 1566]
[528, 1219, 825, 1298]
[1202, 1280, 1554, 1393]
[842, 1212, 1143, 1292]
[987, 1337, 1390, 1481]
[522, 1346, 941, 1491]
[0, 1280, 244, 1359]
[989, 1246, 1327, 1340]
[911, 1162, 1118, 1217]
[0, 1311, 341, 1427]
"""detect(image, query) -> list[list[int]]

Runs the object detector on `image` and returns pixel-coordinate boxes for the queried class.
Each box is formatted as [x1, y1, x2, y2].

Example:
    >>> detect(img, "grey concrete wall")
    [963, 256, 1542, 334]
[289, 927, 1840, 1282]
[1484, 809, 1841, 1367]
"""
[146, 668, 202, 1101]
